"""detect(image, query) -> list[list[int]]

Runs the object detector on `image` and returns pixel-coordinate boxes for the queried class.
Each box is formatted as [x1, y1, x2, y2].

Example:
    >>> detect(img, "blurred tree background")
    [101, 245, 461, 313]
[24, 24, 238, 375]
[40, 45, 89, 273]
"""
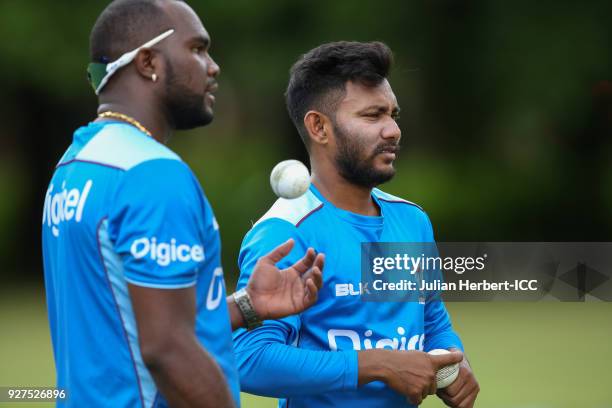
[1, 0, 611, 283]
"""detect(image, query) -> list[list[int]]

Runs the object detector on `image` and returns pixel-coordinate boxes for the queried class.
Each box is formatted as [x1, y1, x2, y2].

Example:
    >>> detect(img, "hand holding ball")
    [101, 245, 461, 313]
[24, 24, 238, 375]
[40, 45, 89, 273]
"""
[428, 349, 460, 389]
[270, 160, 311, 199]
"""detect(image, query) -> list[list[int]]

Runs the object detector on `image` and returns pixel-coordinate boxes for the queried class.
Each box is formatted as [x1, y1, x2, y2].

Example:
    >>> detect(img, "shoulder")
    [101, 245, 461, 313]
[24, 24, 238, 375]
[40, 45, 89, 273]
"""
[373, 188, 435, 239]
[75, 123, 181, 171]
[91, 127, 202, 210]
[372, 188, 424, 212]
[241, 190, 323, 255]
[254, 189, 324, 228]
[373, 188, 432, 227]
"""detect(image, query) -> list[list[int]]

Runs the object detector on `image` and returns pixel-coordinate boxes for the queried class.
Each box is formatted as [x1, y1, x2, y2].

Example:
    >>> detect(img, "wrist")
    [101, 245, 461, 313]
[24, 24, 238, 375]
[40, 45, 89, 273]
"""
[358, 349, 391, 385]
[233, 288, 263, 330]
[226, 295, 245, 330]
[245, 285, 269, 320]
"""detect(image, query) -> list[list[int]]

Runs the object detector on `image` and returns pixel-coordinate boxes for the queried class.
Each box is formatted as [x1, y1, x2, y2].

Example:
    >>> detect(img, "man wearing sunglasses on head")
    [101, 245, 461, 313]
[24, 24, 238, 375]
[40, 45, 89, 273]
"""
[41, 1, 324, 407]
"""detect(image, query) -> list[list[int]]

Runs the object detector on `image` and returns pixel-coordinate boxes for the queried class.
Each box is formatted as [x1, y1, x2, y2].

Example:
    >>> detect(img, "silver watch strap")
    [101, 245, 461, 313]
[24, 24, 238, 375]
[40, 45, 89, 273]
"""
[233, 288, 262, 330]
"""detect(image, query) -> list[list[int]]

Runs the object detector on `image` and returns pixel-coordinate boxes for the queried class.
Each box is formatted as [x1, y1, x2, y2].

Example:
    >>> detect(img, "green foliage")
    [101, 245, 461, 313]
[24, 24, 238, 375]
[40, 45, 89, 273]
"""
[2, 0, 612, 275]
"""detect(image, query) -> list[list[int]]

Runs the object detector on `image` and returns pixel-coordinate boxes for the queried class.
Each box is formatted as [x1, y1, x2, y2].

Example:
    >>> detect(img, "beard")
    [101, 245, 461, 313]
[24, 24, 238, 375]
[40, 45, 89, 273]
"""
[163, 59, 213, 130]
[333, 120, 398, 188]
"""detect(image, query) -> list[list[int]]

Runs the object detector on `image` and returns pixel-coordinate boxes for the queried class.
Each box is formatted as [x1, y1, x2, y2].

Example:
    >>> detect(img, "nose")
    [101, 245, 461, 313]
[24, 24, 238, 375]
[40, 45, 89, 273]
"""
[381, 117, 401, 142]
[207, 54, 220, 78]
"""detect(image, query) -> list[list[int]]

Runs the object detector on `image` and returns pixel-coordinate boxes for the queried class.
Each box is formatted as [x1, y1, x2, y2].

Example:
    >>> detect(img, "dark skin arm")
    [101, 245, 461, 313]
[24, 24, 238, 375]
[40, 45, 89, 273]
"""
[436, 348, 480, 408]
[358, 349, 464, 406]
[129, 284, 234, 408]
[228, 239, 324, 330]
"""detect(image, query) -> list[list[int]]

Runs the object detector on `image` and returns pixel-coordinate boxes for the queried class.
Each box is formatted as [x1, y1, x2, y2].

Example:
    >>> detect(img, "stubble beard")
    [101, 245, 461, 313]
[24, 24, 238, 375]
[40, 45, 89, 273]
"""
[333, 120, 397, 189]
[163, 59, 213, 130]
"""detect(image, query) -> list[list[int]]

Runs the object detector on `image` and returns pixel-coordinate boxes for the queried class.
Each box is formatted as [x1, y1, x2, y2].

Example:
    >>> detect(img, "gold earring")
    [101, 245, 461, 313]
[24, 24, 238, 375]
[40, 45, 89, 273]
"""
[152, 74, 158, 82]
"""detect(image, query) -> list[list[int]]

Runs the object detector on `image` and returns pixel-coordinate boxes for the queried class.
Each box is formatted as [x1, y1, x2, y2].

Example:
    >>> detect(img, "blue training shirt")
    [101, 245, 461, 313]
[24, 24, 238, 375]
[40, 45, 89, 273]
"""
[42, 122, 240, 407]
[233, 184, 463, 408]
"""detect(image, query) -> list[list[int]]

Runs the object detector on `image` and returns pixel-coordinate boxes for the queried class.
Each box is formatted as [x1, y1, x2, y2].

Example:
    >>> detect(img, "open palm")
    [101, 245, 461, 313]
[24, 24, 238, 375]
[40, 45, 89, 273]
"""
[247, 239, 324, 320]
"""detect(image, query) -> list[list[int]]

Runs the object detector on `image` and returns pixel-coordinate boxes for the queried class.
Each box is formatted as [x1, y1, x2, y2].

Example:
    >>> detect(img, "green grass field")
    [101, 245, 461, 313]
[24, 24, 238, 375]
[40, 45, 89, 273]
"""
[1, 286, 611, 407]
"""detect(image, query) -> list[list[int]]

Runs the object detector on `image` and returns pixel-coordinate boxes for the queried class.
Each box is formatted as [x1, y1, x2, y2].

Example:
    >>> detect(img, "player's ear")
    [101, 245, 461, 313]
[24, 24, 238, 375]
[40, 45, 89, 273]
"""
[133, 48, 161, 84]
[304, 111, 331, 146]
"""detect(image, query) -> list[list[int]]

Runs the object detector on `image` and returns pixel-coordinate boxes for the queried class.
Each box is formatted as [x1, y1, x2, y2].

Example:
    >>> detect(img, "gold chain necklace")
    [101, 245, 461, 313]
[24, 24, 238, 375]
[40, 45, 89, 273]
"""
[98, 111, 153, 138]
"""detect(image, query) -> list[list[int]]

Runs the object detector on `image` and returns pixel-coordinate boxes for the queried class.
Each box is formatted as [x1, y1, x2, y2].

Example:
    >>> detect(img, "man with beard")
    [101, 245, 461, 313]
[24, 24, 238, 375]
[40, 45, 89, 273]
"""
[41, 1, 325, 407]
[232, 42, 479, 408]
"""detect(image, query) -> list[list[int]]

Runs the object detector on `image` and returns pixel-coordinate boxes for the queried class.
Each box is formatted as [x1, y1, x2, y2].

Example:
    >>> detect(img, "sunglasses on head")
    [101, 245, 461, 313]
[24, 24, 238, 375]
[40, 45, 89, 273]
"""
[87, 29, 174, 95]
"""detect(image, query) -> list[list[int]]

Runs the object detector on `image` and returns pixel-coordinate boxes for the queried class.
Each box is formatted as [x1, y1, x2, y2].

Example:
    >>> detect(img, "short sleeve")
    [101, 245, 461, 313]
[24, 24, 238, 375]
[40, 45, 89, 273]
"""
[108, 159, 205, 288]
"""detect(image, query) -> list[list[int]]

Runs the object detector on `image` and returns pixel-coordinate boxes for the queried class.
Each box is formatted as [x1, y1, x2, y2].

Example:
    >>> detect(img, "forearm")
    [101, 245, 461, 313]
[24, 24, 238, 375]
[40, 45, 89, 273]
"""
[424, 301, 463, 351]
[235, 336, 357, 397]
[143, 334, 234, 408]
[357, 349, 390, 386]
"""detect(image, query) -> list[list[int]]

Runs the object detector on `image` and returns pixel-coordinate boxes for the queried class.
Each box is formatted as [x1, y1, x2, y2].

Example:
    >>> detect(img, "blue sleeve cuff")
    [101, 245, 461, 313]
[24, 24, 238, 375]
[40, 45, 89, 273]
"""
[342, 350, 359, 390]
[425, 333, 464, 353]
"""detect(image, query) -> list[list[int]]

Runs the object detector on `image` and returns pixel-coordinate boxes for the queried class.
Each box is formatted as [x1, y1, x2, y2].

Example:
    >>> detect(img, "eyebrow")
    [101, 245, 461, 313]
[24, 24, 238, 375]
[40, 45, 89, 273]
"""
[358, 105, 401, 115]
[188, 34, 210, 48]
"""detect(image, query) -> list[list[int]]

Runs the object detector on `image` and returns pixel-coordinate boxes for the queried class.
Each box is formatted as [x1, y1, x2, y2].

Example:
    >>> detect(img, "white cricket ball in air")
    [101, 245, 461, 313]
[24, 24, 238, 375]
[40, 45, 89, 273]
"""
[428, 349, 460, 389]
[270, 159, 311, 199]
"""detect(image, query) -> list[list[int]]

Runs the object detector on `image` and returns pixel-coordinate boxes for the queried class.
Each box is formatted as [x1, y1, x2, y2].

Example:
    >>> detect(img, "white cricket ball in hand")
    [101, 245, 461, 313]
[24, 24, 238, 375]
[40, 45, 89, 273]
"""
[270, 160, 311, 199]
[428, 349, 460, 389]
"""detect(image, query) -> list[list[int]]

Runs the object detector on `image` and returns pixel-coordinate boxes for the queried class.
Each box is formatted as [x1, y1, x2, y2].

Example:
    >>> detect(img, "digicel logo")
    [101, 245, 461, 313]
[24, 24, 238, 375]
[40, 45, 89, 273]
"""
[42, 180, 93, 237]
[328, 328, 425, 352]
[130, 237, 205, 267]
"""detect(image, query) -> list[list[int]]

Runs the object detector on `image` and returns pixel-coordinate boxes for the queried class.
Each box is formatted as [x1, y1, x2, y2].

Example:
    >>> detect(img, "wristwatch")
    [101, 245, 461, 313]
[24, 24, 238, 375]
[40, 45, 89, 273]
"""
[233, 288, 263, 330]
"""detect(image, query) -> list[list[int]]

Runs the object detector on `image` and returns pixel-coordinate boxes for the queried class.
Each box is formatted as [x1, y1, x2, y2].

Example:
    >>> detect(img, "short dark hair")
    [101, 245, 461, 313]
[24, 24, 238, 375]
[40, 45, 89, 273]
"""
[285, 41, 394, 147]
[90, 0, 180, 63]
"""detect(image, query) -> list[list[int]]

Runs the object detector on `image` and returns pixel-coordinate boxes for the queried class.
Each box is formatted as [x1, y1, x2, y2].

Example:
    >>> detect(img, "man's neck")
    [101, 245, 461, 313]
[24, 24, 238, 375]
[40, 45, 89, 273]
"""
[96, 101, 171, 144]
[311, 167, 380, 217]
